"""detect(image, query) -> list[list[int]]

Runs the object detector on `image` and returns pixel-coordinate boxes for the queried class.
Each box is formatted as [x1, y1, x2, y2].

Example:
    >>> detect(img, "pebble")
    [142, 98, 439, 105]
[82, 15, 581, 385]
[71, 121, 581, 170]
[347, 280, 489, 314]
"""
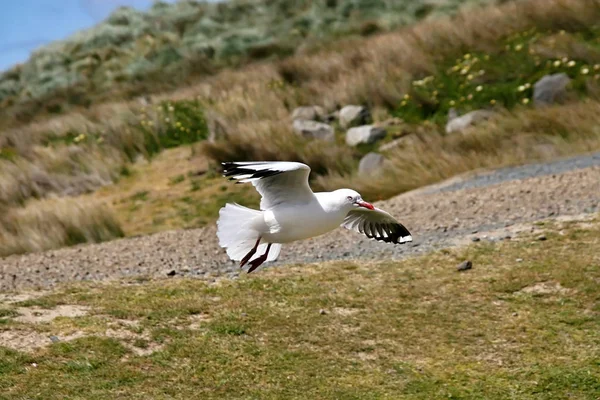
[319, 309, 327, 315]
[457, 260, 473, 272]
[536, 234, 547, 241]
[471, 237, 481, 242]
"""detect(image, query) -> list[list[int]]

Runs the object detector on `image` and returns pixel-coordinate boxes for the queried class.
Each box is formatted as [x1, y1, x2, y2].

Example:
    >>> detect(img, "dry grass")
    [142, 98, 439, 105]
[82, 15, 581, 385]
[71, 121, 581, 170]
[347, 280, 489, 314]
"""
[88, 146, 259, 236]
[0, 217, 598, 398]
[199, 0, 600, 180]
[0, 198, 123, 257]
[318, 101, 600, 199]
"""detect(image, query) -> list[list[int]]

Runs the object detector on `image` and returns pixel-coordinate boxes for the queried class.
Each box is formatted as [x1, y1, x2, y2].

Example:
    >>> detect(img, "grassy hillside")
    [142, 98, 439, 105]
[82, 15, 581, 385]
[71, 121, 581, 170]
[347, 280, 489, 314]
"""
[1, 0, 600, 256]
[1, 217, 598, 398]
[0, 0, 494, 129]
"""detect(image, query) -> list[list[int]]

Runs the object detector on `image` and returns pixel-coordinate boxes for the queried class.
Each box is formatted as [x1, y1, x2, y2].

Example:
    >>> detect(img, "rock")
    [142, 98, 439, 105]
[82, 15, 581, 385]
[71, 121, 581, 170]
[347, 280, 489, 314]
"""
[206, 111, 229, 142]
[292, 119, 335, 141]
[533, 73, 570, 107]
[516, 258, 524, 263]
[345, 125, 387, 146]
[358, 152, 386, 176]
[165, 270, 177, 277]
[457, 260, 472, 272]
[339, 105, 370, 128]
[291, 106, 327, 122]
[445, 108, 495, 133]
[536, 234, 547, 241]
[49, 335, 60, 343]
[319, 309, 327, 315]
[471, 237, 481, 242]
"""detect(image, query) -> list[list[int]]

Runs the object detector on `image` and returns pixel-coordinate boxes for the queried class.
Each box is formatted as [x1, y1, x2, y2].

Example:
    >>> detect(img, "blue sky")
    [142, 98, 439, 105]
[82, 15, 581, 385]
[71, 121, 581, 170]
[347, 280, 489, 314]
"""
[0, 0, 178, 72]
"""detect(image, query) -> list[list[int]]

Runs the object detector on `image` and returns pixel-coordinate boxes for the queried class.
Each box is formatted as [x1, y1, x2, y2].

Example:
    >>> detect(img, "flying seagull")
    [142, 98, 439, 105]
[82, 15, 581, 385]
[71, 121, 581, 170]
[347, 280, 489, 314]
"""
[217, 161, 412, 273]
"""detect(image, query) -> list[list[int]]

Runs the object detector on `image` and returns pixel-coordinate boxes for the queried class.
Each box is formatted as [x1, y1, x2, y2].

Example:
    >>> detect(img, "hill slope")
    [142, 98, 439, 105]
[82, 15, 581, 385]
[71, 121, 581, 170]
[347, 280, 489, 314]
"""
[0, 0, 495, 127]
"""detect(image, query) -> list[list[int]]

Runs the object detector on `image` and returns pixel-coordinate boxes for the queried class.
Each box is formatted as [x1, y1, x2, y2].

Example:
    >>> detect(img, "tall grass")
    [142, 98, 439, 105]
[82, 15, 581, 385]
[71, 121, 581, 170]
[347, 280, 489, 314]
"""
[0, 198, 124, 257]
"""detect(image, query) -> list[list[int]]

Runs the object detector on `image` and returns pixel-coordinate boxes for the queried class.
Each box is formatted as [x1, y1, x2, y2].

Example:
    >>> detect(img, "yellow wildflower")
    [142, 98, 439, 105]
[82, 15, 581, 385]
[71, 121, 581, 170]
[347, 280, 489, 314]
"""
[514, 44, 523, 51]
[567, 60, 576, 67]
[475, 85, 483, 92]
[581, 67, 590, 75]
[490, 99, 496, 105]
[467, 94, 473, 100]
[553, 60, 561, 67]
[449, 100, 456, 106]
[522, 98, 530, 105]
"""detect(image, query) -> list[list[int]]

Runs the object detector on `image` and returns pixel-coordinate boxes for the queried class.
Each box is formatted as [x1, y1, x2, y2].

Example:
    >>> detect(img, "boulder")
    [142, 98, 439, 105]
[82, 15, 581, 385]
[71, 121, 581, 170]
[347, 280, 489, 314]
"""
[339, 105, 370, 128]
[291, 105, 327, 122]
[445, 108, 495, 134]
[292, 119, 335, 141]
[346, 125, 387, 146]
[533, 73, 570, 107]
[358, 152, 386, 176]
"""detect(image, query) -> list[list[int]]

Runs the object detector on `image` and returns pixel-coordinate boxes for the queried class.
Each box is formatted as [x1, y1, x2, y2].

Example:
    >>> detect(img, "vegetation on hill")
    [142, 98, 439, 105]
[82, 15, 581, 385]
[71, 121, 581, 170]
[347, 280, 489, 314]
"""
[1, 0, 600, 257]
[0, 0, 495, 128]
[1, 218, 599, 398]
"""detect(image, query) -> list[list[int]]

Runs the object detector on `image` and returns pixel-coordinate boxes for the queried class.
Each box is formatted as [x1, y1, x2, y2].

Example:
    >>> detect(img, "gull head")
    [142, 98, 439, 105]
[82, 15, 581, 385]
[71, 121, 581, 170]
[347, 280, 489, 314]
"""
[334, 189, 374, 211]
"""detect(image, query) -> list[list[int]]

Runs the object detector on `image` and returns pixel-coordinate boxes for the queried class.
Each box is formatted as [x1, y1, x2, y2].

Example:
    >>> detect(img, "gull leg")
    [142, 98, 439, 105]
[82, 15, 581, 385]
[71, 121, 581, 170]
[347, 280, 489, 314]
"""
[247, 243, 272, 273]
[240, 237, 261, 268]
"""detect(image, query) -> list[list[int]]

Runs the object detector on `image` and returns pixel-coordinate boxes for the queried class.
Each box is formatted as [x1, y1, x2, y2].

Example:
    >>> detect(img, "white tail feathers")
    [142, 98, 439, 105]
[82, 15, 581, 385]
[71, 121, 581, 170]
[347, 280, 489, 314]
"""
[217, 203, 281, 263]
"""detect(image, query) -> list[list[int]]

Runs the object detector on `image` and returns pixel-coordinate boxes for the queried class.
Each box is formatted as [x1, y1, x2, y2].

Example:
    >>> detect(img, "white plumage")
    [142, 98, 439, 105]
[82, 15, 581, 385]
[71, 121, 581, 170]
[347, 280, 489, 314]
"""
[217, 161, 412, 272]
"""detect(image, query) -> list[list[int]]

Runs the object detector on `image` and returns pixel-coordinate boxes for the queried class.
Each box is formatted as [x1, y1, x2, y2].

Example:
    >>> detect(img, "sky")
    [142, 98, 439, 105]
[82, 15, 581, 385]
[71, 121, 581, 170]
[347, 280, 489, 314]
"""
[0, 0, 178, 72]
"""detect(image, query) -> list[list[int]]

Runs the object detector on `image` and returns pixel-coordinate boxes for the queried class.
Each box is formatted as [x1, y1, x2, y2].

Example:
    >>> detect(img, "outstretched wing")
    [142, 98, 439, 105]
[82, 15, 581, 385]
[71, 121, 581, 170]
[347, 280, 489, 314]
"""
[342, 207, 412, 244]
[222, 161, 314, 210]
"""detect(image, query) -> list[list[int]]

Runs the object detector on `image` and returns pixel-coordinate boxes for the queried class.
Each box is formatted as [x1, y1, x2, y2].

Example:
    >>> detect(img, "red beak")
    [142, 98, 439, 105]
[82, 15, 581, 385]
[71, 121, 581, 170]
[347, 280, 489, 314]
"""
[357, 201, 374, 210]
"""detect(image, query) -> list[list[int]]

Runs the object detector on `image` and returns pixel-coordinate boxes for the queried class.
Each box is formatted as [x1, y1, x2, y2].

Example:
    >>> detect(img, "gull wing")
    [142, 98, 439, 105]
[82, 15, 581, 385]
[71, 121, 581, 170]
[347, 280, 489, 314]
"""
[342, 207, 412, 244]
[222, 161, 314, 210]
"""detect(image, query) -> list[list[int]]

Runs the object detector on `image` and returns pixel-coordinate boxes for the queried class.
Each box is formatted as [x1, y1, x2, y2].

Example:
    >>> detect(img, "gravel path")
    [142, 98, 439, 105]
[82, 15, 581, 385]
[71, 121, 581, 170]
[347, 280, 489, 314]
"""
[428, 151, 600, 193]
[1, 154, 599, 291]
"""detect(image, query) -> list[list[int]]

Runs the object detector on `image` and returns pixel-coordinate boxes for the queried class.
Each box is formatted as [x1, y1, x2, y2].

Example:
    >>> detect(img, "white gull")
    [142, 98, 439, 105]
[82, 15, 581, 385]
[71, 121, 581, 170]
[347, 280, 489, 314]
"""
[217, 161, 412, 272]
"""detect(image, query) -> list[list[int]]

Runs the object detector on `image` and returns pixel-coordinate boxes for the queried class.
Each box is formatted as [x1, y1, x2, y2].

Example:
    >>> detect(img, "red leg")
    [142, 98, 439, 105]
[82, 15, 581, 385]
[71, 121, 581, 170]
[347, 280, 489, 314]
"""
[240, 237, 261, 268]
[247, 243, 272, 273]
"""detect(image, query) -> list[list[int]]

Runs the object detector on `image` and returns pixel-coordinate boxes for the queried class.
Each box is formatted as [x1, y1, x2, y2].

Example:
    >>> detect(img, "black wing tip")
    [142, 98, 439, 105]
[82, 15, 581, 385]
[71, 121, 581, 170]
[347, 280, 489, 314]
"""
[221, 162, 285, 181]
[371, 222, 412, 245]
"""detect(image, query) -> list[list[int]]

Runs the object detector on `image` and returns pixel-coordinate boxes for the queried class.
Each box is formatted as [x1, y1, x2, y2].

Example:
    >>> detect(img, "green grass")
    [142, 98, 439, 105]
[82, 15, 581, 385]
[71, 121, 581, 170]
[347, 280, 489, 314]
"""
[0, 218, 599, 398]
[395, 28, 600, 124]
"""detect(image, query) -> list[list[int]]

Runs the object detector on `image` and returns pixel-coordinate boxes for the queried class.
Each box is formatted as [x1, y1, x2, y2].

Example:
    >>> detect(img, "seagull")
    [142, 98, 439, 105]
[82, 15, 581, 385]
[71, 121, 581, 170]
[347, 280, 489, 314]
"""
[217, 161, 412, 273]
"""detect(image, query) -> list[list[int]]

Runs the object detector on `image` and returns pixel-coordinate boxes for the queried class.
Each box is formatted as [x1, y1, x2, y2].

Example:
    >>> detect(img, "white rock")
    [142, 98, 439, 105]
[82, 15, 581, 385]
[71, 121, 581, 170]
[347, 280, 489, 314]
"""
[533, 73, 571, 107]
[345, 125, 387, 146]
[358, 152, 386, 176]
[292, 119, 335, 141]
[339, 105, 370, 128]
[291, 106, 327, 122]
[445, 109, 495, 134]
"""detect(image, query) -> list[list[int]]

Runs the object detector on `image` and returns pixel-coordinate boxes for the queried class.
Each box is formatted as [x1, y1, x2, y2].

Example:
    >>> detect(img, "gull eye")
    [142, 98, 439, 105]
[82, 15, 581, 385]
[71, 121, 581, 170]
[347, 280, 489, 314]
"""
[347, 196, 353, 201]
